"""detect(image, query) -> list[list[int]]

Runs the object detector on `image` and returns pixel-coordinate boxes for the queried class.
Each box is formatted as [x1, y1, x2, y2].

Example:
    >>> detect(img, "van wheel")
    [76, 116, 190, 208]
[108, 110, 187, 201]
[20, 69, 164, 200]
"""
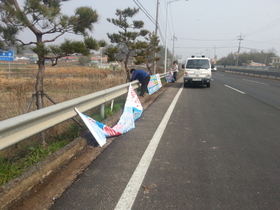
[207, 83, 210, 88]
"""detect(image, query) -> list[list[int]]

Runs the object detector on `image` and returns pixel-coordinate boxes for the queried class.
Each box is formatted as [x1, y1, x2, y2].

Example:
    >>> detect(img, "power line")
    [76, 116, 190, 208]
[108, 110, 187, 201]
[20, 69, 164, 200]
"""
[133, 0, 165, 44]
[168, 4, 175, 39]
[244, 17, 280, 37]
[158, 1, 167, 45]
[245, 39, 280, 45]
[133, 0, 156, 24]
[132, 0, 167, 46]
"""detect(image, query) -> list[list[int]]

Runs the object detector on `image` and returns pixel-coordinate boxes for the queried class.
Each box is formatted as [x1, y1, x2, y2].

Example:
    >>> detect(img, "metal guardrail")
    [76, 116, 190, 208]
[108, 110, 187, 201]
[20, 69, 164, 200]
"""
[217, 66, 280, 80]
[0, 73, 166, 151]
[217, 65, 270, 71]
[0, 81, 140, 151]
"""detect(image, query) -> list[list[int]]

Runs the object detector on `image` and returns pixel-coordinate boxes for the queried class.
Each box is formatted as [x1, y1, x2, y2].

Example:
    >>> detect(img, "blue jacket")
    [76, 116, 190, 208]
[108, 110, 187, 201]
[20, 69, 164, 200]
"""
[130, 69, 149, 83]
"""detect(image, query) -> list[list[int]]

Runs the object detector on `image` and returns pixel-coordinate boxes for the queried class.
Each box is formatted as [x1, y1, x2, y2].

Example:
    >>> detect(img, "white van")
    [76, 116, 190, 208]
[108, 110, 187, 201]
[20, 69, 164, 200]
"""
[183, 55, 212, 88]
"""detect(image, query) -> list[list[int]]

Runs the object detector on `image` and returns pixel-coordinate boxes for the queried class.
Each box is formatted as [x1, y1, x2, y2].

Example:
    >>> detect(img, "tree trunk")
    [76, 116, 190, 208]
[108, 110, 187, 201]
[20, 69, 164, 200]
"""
[125, 55, 130, 82]
[126, 69, 130, 83]
[35, 57, 47, 146]
[35, 57, 45, 110]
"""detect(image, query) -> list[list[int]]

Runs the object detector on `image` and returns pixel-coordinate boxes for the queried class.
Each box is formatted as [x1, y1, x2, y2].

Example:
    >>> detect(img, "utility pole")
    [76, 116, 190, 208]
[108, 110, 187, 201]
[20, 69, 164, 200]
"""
[214, 46, 217, 64]
[172, 34, 177, 63]
[153, 0, 159, 74]
[235, 33, 243, 66]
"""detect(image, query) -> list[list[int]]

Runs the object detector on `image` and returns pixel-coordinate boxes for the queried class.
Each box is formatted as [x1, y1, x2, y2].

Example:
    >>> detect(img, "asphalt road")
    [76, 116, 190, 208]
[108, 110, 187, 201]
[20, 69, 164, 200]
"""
[50, 72, 280, 210]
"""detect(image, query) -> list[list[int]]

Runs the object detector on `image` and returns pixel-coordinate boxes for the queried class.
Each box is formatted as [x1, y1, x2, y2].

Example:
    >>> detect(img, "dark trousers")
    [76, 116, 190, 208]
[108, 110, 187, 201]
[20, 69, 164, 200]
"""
[140, 75, 150, 96]
[173, 71, 178, 81]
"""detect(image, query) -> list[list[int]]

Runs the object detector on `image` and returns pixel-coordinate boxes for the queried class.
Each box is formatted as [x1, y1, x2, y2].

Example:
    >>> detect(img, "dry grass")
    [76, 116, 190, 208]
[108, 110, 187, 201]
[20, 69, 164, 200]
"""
[0, 66, 126, 121]
[0, 64, 127, 157]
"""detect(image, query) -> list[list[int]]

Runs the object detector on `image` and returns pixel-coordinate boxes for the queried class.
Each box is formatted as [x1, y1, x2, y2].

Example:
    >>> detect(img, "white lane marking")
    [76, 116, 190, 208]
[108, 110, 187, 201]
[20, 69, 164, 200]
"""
[242, 79, 268, 85]
[224, 85, 246, 94]
[114, 85, 184, 210]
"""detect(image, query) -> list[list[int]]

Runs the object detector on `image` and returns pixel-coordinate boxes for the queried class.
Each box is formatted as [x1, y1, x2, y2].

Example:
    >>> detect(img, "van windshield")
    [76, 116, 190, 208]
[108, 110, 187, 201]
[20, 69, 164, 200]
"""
[186, 59, 210, 69]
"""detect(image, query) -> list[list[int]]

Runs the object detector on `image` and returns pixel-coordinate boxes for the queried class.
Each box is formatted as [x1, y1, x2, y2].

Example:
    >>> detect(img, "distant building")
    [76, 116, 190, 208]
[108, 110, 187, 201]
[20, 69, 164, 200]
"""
[270, 57, 280, 69]
[15, 56, 29, 61]
[249, 61, 265, 66]
[61, 56, 77, 61]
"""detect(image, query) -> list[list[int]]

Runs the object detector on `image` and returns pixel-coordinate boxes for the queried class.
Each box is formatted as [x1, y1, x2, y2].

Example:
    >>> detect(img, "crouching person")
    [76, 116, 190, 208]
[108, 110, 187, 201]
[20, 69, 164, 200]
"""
[130, 69, 150, 98]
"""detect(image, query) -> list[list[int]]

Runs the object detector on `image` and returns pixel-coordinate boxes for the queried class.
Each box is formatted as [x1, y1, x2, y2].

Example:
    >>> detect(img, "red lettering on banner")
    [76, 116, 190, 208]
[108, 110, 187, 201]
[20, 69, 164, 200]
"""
[87, 117, 97, 124]
[130, 89, 137, 97]
[104, 126, 121, 136]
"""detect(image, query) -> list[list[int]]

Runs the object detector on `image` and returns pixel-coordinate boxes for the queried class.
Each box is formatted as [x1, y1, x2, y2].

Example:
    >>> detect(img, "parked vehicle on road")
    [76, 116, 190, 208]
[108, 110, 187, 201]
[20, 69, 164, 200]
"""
[183, 55, 212, 88]
[211, 64, 217, 72]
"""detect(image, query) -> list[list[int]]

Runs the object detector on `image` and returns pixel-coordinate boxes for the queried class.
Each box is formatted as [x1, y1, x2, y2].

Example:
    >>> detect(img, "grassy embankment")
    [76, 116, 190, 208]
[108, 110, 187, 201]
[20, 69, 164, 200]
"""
[0, 62, 127, 185]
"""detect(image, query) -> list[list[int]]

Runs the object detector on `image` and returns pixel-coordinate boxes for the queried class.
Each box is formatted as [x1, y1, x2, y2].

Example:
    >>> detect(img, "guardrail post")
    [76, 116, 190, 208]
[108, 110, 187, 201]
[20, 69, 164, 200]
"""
[100, 104, 105, 118]
[110, 100, 114, 111]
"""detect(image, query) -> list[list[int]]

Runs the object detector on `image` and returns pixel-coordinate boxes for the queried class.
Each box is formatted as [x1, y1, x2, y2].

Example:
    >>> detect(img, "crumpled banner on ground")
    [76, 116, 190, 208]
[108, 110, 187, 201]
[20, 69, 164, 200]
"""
[75, 84, 143, 147]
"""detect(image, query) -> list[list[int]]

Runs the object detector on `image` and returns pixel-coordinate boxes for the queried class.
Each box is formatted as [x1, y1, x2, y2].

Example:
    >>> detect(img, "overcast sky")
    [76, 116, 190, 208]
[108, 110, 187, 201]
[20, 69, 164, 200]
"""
[20, 0, 280, 62]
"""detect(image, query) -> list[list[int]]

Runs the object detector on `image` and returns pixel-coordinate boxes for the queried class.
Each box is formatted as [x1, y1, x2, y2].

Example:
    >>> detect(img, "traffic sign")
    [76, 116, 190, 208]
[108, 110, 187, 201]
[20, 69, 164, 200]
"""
[0, 50, 14, 61]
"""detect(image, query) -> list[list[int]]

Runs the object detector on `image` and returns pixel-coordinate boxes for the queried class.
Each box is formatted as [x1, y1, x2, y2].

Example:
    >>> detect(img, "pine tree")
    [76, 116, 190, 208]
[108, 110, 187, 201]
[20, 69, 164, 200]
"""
[0, 0, 102, 110]
[105, 7, 150, 81]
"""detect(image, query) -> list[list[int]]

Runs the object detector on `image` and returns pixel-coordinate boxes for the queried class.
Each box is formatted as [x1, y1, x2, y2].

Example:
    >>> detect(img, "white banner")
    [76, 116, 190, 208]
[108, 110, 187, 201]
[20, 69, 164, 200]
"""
[75, 84, 143, 147]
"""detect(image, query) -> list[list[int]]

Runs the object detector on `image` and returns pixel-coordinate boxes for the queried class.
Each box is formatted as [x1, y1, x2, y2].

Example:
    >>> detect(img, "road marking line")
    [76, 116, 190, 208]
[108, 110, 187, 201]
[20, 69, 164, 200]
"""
[242, 79, 268, 85]
[114, 85, 184, 210]
[225, 85, 246, 94]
